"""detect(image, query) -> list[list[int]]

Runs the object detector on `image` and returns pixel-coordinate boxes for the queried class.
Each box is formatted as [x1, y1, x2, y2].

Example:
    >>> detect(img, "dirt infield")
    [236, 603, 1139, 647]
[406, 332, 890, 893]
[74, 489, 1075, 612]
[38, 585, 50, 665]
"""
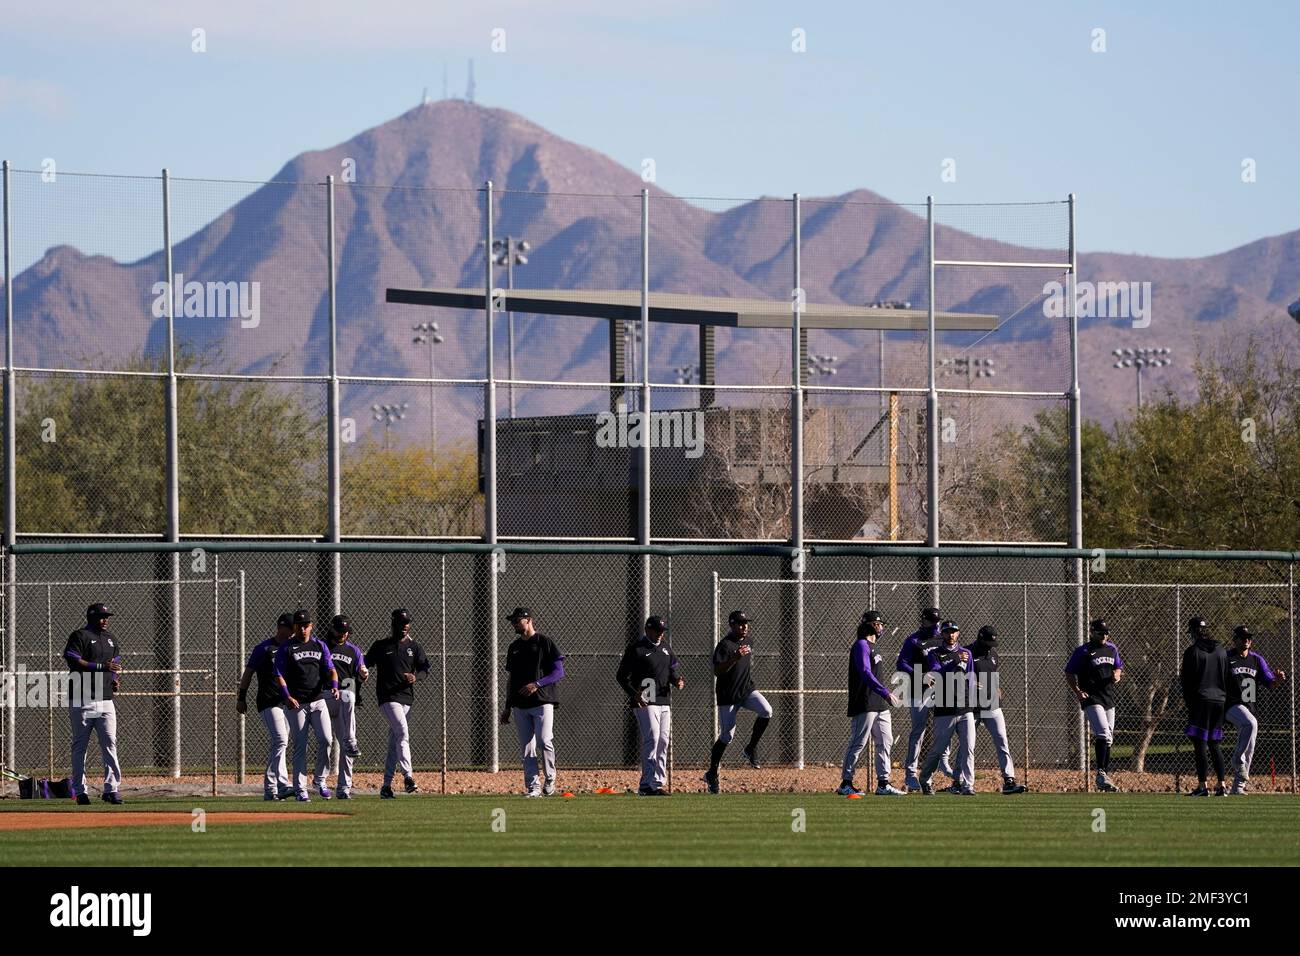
[0, 812, 341, 831]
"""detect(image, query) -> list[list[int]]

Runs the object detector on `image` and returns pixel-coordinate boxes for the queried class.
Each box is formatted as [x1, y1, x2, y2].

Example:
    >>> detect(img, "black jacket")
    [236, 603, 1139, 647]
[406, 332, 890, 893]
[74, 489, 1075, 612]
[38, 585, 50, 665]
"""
[1181, 637, 1229, 706]
[365, 636, 430, 706]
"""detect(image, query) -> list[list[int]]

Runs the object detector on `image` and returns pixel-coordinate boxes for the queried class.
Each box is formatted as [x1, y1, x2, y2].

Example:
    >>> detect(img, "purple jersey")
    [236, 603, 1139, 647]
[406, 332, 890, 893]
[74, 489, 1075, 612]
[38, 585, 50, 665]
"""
[1065, 640, 1123, 709]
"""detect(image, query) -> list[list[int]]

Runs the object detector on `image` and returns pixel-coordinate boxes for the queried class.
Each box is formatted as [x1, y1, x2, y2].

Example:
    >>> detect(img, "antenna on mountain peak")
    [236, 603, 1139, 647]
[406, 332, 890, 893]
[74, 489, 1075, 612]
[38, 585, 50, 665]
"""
[442, 63, 448, 101]
[421, 86, 431, 106]
[466, 59, 476, 104]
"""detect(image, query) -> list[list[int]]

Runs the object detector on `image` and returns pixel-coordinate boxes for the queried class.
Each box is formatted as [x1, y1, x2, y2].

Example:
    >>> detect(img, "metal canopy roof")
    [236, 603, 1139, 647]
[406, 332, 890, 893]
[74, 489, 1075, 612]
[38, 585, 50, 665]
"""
[385, 286, 999, 331]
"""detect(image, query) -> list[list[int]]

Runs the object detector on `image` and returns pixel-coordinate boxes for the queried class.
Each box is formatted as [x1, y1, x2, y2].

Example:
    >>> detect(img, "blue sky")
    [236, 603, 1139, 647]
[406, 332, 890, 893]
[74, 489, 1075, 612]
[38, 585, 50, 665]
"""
[1, 0, 1297, 260]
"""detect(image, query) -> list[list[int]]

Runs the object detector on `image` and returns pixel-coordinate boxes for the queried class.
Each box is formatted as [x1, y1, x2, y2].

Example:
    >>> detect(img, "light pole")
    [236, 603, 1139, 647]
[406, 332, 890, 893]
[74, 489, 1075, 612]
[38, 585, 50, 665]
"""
[489, 236, 529, 418]
[624, 322, 644, 408]
[868, 301, 910, 462]
[1111, 346, 1172, 408]
[673, 363, 698, 385]
[371, 402, 409, 451]
[938, 354, 995, 443]
[412, 322, 444, 452]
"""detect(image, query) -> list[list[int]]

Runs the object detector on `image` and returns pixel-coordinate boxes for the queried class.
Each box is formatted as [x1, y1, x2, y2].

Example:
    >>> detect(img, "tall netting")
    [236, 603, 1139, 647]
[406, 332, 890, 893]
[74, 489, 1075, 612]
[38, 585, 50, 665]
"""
[2, 547, 1293, 797]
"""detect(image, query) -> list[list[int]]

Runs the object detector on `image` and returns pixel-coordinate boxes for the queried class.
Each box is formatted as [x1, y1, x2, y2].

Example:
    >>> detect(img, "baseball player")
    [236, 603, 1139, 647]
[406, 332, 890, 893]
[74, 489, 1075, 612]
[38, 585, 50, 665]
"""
[501, 607, 566, 797]
[1064, 618, 1124, 792]
[236, 612, 295, 801]
[63, 603, 124, 805]
[838, 610, 905, 796]
[703, 610, 773, 795]
[273, 609, 339, 801]
[896, 607, 955, 791]
[1225, 625, 1286, 794]
[1180, 617, 1230, 797]
[322, 614, 368, 800]
[615, 615, 684, 796]
[918, 620, 976, 795]
[968, 626, 1027, 794]
[365, 609, 430, 798]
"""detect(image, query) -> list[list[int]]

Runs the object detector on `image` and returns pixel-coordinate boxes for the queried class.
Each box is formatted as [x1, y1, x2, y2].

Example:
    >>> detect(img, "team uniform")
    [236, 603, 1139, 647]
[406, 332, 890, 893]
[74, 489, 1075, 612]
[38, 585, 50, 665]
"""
[323, 623, 366, 799]
[273, 630, 337, 801]
[1225, 643, 1281, 793]
[1064, 628, 1124, 791]
[615, 618, 682, 795]
[704, 612, 773, 793]
[243, 627, 293, 800]
[504, 621, 565, 797]
[918, 628, 975, 795]
[62, 605, 123, 804]
[365, 615, 431, 798]
[1181, 619, 1230, 796]
[896, 612, 954, 790]
[839, 615, 904, 796]
[969, 629, 1026, 794]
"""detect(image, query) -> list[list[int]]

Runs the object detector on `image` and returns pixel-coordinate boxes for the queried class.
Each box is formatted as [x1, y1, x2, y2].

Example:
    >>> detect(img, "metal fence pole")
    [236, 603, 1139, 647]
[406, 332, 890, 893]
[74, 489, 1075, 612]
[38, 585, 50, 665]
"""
[925, 196, 939, 603]
[162, 169, 182, 779]
[712, 570, 720, 743]
[1067, 194, 1086, 790]
[325, 176, 342, 613]
[46, 584, 53, 778]
[792, 193, 805, 769]
[1081, 560, 1089, 786]
[237, 569, 245, 784]
[441, 553, 447, 795]
[1174, 582, 1182, 793]
[3, 160, 18, 790]
[640, 188, 651, 623]
[1290, 562, 1296, 793]
[666, 554, 673, 792]
[1023, 582, 1029, 787]
[211, 553, 219, 797]
[484, 181, 499, 773]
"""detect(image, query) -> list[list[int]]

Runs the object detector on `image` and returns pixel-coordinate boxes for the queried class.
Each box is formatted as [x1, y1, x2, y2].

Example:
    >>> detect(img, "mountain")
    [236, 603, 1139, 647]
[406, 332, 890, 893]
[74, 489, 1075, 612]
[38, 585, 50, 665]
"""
[6, 100, 1300, 445]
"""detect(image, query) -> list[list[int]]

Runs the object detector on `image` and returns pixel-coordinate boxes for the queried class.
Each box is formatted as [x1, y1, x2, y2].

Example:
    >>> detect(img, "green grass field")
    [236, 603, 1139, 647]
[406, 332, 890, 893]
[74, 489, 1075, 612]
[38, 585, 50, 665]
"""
[2, 793, 1298, 866]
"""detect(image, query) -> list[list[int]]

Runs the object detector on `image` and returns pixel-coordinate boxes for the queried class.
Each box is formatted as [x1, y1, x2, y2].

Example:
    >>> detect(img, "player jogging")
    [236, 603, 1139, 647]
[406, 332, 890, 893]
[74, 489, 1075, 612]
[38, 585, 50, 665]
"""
[838, 610, 905, 796]
[1225, 625, 1286, 794]
[365, 609, 430, 799]
[1180, 617, 1230, 797]
[501, 607, 566, 797]
[322, 614, 368, 800]
[236, 612, 295, 801]
[897, 607, 955, 791]
[968, 626, 1027, 795]
[918, 621, 975, 796]
[273, 610, 339, 802]
[704, 610, 773, 794]
[1065, 618, 1124, 792]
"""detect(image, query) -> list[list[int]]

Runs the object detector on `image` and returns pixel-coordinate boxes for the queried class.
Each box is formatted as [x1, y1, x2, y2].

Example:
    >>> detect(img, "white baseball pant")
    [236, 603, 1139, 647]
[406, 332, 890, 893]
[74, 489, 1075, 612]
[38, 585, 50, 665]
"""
[842, 709, 893, 784]
[1225, 704, 1258, 785]
[69, 699, 121, 798]
[259, 703, 291, 798]
[976, 706, 1016, 780]
[287, 698, 332, 794]
[381, 701, 413, 786]
[921, 712, 975, 787]
[1083, 703, 1116, 744]
[634, 704, 671, 791]
[904, 699, 952, 785]
[325, 689, 358, 794]
[716, 691, 772, 744]
[514, 703, 556, 793]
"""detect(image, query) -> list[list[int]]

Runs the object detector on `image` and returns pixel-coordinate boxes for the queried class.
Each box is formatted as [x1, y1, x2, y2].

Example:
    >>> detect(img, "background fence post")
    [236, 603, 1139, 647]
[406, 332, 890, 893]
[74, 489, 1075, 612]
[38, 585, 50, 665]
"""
[162, 169, 182, 779]
[3, 160, 18, 792]
[791, 193, 805, 770]
[326, 176, 342, 614]
[211, 553, 219, 797]
[484, 181, 499, 773]
[1290, 561, 1296, 793]
[46, 583, 52, 778]
[237, 569, 245, 784]
[640, 189, 651, 623]
[441, 553, 447, 795]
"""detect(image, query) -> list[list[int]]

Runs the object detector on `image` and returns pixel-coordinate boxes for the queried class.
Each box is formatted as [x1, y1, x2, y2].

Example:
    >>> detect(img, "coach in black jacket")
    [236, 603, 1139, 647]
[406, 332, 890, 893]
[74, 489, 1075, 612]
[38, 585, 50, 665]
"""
[1180, 617, 1231, 796]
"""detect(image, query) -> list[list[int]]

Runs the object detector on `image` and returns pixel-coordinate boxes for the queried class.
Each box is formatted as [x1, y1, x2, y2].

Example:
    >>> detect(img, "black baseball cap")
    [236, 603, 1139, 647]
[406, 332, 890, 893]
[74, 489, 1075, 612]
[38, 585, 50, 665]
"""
[292, 609, 313, 627]
[506, 606, 532, 622]
[86, 603, 114, 620]
[1232, 625, 1254, 642]
[1089, 618, 1109, 635]
[728, 610, 751, 626]
[330, 614, 352, 634]
[978, 625, 998, 642]
[921, 607, 941, 625]
[861, 610, 884, 624]
[276, 613, 294, 629]
[1188, 616, 1210, 634]
[940, 620, 961, 634]
[392, 608, 411, 625]
[645, 615, 667, 632]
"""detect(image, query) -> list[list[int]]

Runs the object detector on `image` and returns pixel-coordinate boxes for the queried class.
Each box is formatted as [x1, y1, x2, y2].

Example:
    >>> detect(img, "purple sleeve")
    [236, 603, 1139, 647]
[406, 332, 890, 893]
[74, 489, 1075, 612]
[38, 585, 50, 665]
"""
[1257, 654, 1277, 685]
[669, 649, 682, 675]
[318, 640, 338, 688]
[895, 636, 917, 676]
[273, 644, 291, 696]
[859, 650, 894, 701]
[1064, 645, 1086, 675]
[1110, 642, 1124, 670]
[536, 657, 565, 688]
[852, 641, 871, 678]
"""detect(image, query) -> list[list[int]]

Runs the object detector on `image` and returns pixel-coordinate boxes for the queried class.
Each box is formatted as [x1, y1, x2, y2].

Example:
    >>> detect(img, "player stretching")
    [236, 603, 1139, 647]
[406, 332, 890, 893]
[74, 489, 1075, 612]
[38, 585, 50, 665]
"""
[838, 610, 905, 796]
[704, 611, 773, 794]
[1225, 626, 1286, 794]
[1065, 619, 1123, 792]
[1181, 617, 1230, 797]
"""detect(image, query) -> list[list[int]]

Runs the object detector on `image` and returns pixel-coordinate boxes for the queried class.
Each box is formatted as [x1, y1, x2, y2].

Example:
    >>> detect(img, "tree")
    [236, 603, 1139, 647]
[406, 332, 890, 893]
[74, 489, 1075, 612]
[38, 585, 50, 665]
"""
[342, 441, 481, 537]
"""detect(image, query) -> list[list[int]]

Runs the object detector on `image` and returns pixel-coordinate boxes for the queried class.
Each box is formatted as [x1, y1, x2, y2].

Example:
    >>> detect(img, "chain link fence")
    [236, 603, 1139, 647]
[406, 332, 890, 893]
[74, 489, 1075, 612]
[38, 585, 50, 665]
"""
[2, 544, 1294, 795]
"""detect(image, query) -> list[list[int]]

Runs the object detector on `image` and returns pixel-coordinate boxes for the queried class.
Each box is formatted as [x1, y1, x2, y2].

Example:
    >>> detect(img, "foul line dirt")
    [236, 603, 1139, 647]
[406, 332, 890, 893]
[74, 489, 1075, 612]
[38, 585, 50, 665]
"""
[0, 812, 342, 831]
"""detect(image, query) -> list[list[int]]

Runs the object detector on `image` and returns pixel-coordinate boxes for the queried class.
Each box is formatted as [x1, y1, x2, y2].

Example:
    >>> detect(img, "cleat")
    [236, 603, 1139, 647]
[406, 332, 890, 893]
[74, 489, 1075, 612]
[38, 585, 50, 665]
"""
[404, 777, 420, 794]
[941, 783, 963, 794]
[264, 793, 282, 802]
[703, 769, 719, 795]
[920, 781, 934, 795]
[1095, 774, 1120, 793]
[277, 787, 294, 801]
[1186, 786, 1210, 797]
[836, 781, 862, 796]
[875, 782, 907, 796]
[1230, 779, 1248, 795]
[742, 745, 762, 770]
[379, 785, 396, 799]
[543, 783, 556, 797]
[296, 791, 311, 802]
[1002, 779, 1028, 795]
[75, 793, 91, 806]
[336, 791, 352, 800]
[318, 786, 332, 800]
[957, 787, 975, 796]
[636, 786, 656, 797]
[1214, 784, 1228, 797]
[100, 791, 123, 805]
[524, 789, 543, 798]
[651, 788, 670, 797]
